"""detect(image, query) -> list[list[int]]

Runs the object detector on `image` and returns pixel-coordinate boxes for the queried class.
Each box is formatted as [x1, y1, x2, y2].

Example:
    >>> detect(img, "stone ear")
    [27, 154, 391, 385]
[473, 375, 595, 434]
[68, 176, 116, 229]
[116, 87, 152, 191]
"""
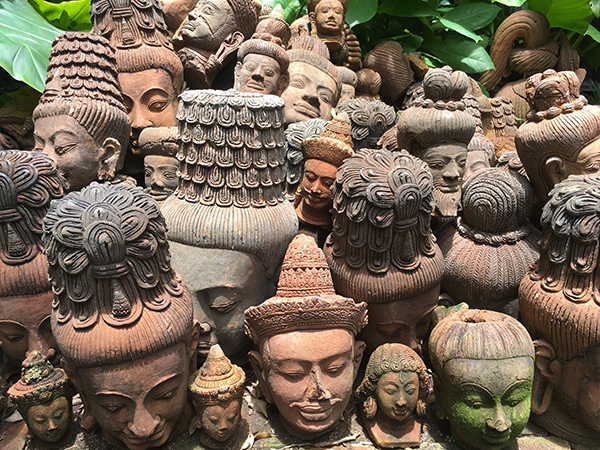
[531, 338, 558, 415]
[432, 373, 447, 420]
[234, 61, 243, 89]
[248, 350, 273, 403]
[98, 138, 122, 181]
[276, 73, 289, 96]
[543, 156, 565, 190]
[353, 340, 366, 378]
[188, 321, 201, 374]
[62, 362, 96, 430]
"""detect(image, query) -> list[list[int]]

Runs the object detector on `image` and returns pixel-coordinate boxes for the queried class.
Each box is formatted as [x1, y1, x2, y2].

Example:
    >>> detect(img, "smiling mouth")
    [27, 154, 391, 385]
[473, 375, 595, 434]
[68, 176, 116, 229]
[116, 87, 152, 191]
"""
[124, 423, 167, 449]
[147, 189, 170, 201]
[483, 431, 511, 445]
[294, 102, 320, 119]
[438, 184, 459, 193]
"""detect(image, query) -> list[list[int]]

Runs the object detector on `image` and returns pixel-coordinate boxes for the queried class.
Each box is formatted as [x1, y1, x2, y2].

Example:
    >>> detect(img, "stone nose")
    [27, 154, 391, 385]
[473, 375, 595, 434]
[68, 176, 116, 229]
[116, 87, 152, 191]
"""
[128, 404, 160, 438]
[305, 369, 331, 400]
[486, 406, 511, 433]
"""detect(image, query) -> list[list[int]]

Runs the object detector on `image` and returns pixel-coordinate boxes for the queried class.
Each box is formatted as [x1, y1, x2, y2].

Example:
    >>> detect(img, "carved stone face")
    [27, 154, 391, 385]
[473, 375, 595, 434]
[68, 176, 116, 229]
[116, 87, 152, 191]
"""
[552, 138, 600, 185]
[313, 0, 344, 36]
[281, 63, 337, 125]
[118, 69, 179, 151]
[235, 54, 286, 96]
[422, 143, 467, 194]
[73, 343, 191, 450]
[178, 0, 236, 51]
[464, 150, 491, 180]
[376, 371, 419, 423]
[0, 292, 57, 369]
[169, 245, 275, 359]
[297, 159, 337, 216]
[339, 83, 355, 105]
[144, 155, 178, 202]
[253, 329, 364, 439]
[199, 399, 242, 443]
[25, 396, 71, 443]
[359, 285, 439, 353]
[33, 115, 102, 192]
[439, 357, 533, 450]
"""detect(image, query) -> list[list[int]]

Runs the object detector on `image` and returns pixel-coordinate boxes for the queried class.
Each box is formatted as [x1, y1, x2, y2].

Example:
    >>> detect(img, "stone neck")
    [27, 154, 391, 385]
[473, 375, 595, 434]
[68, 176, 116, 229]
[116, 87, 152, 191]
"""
[296, 200, 332, 227]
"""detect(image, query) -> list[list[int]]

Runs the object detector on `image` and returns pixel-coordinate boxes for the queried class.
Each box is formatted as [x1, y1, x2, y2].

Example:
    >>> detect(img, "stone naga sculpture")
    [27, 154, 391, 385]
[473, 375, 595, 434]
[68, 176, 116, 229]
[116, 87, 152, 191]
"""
[0, 150, 66, 381]
[245, 234, 367, 440]
[189, 344, 251, 450]
[42, 182, 199, 450]
[32, 32, 131, 192]
[356, 343, 428, 448]
[161, 90, 297, 361]
[437, 168, 540, 317]
[515, 69, 600, 202]
[519, 175, 600, 446]
[324, 149, 444, 354]
[397, 67, 476, 226]
[91, 0, 183, 156]
[8, 352, 73, 443]
[173, 0, 259, 89]
[430, 309, 535, 450]
[479, 10, 584, 120]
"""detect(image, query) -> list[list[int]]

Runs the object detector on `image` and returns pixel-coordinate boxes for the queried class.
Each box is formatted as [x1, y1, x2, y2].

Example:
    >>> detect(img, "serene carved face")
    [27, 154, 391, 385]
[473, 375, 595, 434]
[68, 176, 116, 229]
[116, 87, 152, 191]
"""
[298, 159, 337, 213]
[235, 54, 286, 96]
[25, 396, 71, 443]
[439, 357, 533, 450]
[551, 138, 600, 186]
[34, 115, 102, 192]
[0, 291, 57, 369]
[144, 155, 178, 202]
[551, 345, 600, 435]
[252, 329, 365, 439]
[281, 62, 337, 125]
[168, 245, 275, 359]
[73, 343, 191, 450]
[359, 286, 439, 354]
[313, 0, 344, 36]
[464, 150, 491, 180]
[178, 0, 236, 51]
[376, 371, 419, 423]
[422, 143, 468, 194]
[199, 399, 242, 443]
[118, 69, 178, 151]
[339, 83, 355, 105]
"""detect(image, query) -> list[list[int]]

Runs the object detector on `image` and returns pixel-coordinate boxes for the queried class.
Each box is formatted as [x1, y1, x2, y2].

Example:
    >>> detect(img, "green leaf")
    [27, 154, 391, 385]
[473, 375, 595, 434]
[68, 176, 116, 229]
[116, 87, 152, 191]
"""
[442, 3, 501, 30]
[29, 0, 91, 32]
[527, 0, 593, 33]
[0, 0, 62, 92]
[265, 0, 307, 23]
[389, 33, 424, 53]
[440, 18, 483, 42]
[425, 34, 494, 73]
[493, 0, 526, 6]
[592, 0, 600, 17]
[346, 0, 377, 27]
[587, 23, 600, 42]
[378, 0, 437, 18]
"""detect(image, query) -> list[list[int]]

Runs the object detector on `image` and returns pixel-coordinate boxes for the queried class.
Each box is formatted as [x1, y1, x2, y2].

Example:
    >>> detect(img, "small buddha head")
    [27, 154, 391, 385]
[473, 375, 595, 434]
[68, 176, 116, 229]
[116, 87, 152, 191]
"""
[189, 344, 246, 448]
[8, 352, 73, 443]
[281, 36, 342, 125]
[43, 183, 199, 450]
[429, 309, 535, 450]
[32, 33, 130, 191]
[307, 0, 347, 37]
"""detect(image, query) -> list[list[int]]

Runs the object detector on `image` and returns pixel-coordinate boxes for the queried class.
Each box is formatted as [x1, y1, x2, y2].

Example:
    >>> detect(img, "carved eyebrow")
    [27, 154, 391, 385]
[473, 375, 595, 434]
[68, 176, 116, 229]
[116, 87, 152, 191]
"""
[49, 129, 79, 142]
[458, 382, 494, 398]
[501, 380, 532, 399]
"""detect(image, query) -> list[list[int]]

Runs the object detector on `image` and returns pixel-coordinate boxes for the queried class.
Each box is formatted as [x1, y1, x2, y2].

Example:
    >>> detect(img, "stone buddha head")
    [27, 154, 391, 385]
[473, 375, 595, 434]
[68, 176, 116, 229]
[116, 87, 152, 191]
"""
[516, 70, 600, 202]
[295, 114, 354, 228]
[235, 33, 290, 96]
[281, 36, 341, 126]
[245, 234, 367, 440]
[161, 90, 298, 361]
[324, 149, 444, 354]
[429, 309, 535, 450]
[397, 67, 476, 223]
[189, 344, 249, 449]
[8, 352, 73, 443]
[32, 33, 130, 191]
[356, 343, 428, 448]
[0, 151, 66, 374]
[307, 0, 347, 38]
[519, 174, 600, 446]
[42, 183, 199, 450]
[91, 0, 184, 154]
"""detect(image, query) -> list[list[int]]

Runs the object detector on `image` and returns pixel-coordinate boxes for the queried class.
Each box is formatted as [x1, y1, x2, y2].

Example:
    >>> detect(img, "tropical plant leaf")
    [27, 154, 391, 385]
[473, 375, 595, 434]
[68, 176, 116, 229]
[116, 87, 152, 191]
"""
[592, 0, 600, 17]
[346, 0, 377, 27]
[492, 0, 526, 6]
[442, 3, 501, 30]
[426, 34, 494, 73]
[29, 0, 92, 32]
[440, 18, 483, 42]
[389, 33, 424, 54]
[0, 0, 62, 92]
[527, 0, 593, 34]
[378, 0, 437, 18]
[265, 0, 307, 23]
